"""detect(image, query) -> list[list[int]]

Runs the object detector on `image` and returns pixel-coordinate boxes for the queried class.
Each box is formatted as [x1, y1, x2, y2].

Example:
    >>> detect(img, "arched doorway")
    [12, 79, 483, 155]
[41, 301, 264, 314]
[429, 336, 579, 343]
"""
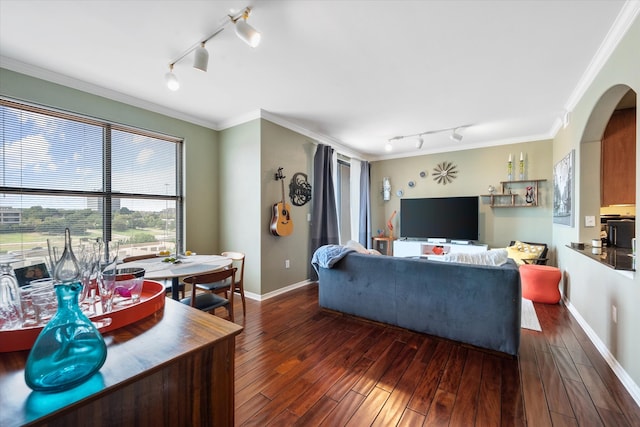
[580, 85, 636, 245]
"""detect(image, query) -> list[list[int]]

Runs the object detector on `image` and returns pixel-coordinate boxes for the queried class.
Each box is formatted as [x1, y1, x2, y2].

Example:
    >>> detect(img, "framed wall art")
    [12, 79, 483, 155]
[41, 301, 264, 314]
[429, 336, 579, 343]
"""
[553, 149, 575, 226]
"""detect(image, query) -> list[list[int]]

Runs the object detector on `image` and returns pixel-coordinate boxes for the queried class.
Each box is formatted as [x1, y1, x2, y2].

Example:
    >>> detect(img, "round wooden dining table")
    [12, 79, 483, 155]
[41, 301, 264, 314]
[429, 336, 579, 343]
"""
[123, 254, 232, 300]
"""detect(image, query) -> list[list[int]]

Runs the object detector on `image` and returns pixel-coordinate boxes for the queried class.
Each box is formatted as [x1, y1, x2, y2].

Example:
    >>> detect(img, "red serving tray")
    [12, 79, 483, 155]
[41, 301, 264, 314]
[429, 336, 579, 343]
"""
[0, 280, 166, 353]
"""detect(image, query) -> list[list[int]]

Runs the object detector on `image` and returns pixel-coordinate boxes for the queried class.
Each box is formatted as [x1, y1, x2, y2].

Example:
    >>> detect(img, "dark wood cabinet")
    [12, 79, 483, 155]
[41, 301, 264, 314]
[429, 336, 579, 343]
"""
[601, 107, 636, 206]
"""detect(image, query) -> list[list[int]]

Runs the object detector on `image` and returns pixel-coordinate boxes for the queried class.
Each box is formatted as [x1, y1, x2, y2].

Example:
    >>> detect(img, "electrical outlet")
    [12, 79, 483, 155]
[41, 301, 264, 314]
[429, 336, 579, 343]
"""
[612, 305, 617, 323]
[285, 259, 290, 269]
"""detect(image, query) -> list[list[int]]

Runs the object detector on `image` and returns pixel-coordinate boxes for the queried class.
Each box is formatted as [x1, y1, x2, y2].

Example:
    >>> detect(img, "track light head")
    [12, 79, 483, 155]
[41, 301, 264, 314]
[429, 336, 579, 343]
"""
[416, 136, 424, 149]
[450, 129, 463, 142]
[385, 141, 393, 152]
[234, 9, 261, 47]
[193, 42, 209, 72]
[165, 65, 180, 91]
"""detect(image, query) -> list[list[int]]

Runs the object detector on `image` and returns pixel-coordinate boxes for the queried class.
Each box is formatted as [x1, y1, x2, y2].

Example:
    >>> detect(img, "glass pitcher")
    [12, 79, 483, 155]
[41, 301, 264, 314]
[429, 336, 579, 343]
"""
[24, 229, 107, 392]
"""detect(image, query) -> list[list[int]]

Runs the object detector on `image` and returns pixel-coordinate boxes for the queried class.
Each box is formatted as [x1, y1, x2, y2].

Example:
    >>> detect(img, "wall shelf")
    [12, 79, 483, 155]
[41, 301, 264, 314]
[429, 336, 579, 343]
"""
[481, 179, 546, 208]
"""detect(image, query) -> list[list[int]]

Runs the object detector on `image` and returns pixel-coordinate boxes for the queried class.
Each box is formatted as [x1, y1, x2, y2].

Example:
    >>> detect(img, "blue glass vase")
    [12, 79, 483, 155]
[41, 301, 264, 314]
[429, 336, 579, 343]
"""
[25, 282, 107, 392]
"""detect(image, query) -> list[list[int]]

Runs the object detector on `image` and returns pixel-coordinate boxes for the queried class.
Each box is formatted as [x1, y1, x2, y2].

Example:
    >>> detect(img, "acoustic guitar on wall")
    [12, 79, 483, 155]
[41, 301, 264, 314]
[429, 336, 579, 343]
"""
[270, 167, 294, 236]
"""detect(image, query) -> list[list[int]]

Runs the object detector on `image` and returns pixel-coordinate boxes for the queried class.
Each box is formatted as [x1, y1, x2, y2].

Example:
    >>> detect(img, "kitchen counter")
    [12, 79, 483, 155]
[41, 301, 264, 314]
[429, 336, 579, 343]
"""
[567, 244, 635, 271]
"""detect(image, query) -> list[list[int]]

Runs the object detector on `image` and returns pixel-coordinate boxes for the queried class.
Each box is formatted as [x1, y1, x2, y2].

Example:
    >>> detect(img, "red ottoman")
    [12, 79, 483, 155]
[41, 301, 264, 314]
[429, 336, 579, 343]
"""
[520, 264, 561, 304]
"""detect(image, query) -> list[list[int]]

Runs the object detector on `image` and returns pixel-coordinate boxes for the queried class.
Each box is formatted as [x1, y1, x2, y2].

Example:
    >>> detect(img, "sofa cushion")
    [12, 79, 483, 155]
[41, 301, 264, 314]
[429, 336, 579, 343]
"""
[507, 241, 545, 265]
[442, 248, 509, 266]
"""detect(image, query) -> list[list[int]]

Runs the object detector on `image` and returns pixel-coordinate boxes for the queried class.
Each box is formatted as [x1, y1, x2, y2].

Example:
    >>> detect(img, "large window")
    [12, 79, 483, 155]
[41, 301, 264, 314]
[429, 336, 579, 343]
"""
[0, 98, 183, 265]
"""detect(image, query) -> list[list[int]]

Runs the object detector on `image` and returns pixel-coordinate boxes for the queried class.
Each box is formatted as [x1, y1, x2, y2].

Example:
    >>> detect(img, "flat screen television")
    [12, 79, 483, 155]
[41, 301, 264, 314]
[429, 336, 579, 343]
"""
[400, 196, 479, 241]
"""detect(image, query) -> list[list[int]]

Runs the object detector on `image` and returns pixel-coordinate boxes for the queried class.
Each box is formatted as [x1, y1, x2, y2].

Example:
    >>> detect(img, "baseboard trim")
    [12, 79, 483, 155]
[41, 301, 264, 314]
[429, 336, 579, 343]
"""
[244, 280, 314, 302]
[565, 298, 640, 407]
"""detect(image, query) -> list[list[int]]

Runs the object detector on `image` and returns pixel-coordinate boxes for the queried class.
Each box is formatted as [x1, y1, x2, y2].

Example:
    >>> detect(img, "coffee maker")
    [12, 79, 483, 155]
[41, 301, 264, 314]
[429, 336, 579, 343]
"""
[601, 215, 635, 248]
[606, 220, 635, 248]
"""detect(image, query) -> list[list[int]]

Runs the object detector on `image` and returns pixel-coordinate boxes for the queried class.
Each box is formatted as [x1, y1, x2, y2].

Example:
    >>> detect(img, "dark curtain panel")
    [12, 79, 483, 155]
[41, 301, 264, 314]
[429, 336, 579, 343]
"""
[310, 144, 339, 278]
[358, 160, 371, 248]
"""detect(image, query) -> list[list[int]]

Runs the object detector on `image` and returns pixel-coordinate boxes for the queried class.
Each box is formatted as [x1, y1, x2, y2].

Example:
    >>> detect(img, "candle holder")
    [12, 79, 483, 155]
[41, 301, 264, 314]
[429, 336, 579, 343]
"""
[507, 161, 513, 181]
[519, 159, 525, 180]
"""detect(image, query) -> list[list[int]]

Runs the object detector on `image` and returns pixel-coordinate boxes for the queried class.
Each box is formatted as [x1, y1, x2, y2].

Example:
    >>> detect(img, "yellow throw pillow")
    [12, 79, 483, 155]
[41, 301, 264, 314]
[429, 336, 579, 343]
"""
[506, 241, 545, 265]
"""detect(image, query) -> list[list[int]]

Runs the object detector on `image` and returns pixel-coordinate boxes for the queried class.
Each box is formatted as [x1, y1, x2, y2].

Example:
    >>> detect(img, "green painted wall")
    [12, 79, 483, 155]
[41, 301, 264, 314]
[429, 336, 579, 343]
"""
[219, 120, 261, 296]
[553, 15, 640, 388]
[260, 120, 315, 295]
[372, 140, 553, 250]
[0, 68, 219, 255]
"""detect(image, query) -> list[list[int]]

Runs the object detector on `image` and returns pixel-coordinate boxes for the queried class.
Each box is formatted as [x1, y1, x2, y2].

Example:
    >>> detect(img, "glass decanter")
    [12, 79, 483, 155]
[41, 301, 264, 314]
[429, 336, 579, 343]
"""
[24, 229, 107, 392]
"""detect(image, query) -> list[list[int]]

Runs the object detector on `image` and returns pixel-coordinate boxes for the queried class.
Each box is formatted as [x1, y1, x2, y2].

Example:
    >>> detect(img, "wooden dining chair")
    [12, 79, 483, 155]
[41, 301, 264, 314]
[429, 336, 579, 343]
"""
[195, 251, 246, 317]
[122, 253, 185, 298]
[181, 268, 237, 322]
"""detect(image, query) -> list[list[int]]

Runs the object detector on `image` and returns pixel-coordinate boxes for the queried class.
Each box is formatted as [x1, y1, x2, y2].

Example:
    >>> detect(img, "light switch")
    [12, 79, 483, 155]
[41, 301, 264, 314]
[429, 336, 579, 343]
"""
[585, 216, 596, 227]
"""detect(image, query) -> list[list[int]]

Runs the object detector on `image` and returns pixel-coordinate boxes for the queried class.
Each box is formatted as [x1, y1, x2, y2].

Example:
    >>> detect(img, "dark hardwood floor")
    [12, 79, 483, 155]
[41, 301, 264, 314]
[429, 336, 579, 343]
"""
[230, 283, 640, 426]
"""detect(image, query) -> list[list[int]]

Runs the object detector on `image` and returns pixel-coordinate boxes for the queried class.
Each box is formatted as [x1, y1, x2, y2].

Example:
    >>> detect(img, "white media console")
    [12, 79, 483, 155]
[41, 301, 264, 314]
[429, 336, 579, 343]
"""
[393, 239, 488, 260]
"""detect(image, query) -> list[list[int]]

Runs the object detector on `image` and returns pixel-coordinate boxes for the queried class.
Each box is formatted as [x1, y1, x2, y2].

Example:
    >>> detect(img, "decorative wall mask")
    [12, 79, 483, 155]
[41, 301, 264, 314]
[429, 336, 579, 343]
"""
[433, 161, 458, 185]
[289, 172, 312, 206]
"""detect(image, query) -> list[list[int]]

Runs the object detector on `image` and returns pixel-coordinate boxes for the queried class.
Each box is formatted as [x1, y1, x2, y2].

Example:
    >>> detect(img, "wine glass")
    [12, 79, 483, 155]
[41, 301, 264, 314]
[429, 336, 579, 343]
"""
[97, 240, 119, 311]
[46, 238, 61, 279]
[76, 239, 102, 311]
[0, 255, 23, 330]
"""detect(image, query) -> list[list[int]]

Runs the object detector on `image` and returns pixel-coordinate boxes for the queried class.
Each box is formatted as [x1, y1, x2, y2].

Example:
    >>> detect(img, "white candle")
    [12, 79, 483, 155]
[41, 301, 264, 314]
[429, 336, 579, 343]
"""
[508, 154, 512, 162]
[520, 152, 523, 161]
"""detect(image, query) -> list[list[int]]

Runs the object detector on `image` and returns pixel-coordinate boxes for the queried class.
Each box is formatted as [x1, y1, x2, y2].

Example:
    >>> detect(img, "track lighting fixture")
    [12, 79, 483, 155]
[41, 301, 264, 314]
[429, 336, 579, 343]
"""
[450, 128, 463, 142]
[164, 6, 260, 90]
[232, 9, 262, 48]
[165, 64, 180, 91]
[385, 125, 471, 151]
[193, 42, 209, 72]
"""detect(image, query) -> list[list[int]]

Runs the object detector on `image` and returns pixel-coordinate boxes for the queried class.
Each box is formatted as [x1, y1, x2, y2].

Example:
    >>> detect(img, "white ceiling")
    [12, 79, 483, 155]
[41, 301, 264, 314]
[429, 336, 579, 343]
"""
[0, 0, 636, 160]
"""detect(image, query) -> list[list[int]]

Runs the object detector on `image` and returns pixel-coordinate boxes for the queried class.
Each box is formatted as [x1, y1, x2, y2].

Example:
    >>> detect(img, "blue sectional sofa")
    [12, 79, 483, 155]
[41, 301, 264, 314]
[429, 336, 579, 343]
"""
[315, 252, 521, 356]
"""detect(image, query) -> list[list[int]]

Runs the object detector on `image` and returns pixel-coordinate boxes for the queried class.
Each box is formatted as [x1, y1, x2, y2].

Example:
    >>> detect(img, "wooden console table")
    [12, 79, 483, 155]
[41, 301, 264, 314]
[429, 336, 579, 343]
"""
[0, 297, 243, 427]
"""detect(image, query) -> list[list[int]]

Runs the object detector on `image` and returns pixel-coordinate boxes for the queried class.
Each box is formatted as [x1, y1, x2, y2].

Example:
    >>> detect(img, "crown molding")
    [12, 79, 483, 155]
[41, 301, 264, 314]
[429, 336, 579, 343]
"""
[0, 56, 220, 130]
[216, 109, 262, 130]
[259, 110, 371, 161]
[564, 1, 640, 113]
[217, 108, 370, 161]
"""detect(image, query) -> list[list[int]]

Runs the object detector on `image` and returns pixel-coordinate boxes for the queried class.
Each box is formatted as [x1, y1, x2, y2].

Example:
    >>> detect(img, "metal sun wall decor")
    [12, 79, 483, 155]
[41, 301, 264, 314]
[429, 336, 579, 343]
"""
[289, 172, 312, 206]
[433, 161, 458, 185]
